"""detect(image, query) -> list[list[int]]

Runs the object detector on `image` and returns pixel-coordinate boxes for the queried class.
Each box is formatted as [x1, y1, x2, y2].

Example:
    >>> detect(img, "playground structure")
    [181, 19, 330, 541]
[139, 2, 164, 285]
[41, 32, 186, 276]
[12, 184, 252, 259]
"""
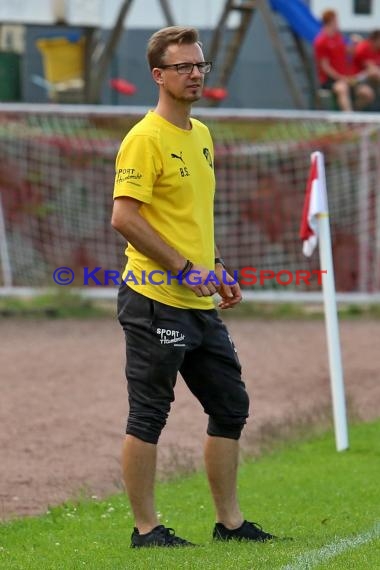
[101, 0, 323, 108]
[0, 0, 323, 107]
[204, 0, 322, 108]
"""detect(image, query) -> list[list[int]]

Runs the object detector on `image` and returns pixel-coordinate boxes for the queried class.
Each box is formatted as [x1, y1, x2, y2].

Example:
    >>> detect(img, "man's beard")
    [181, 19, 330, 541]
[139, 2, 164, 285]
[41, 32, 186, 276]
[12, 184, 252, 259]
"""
[166, 86, 202, 103]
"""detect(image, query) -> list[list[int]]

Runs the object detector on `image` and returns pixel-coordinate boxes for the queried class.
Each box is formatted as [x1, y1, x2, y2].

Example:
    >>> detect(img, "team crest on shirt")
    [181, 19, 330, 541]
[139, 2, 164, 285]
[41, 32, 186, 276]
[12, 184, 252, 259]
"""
[203, 147, 213, 168]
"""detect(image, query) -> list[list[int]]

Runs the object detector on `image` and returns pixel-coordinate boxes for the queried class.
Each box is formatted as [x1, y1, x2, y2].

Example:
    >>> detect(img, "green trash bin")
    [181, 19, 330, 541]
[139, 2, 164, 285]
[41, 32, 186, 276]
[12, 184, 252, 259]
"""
[0, 52, 21, 101]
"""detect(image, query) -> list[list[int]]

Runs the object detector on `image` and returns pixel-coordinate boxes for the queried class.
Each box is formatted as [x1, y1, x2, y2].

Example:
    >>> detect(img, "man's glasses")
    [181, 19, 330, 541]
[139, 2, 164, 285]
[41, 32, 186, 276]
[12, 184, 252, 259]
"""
[159, 62, 212, 75]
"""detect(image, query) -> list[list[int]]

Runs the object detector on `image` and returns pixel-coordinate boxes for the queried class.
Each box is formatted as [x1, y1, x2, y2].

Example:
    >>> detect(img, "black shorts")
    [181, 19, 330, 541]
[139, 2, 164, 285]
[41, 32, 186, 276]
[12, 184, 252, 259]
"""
[320, 78, 365, 91]
[320, 79, 336, 91]
[117, 283, 249, 443]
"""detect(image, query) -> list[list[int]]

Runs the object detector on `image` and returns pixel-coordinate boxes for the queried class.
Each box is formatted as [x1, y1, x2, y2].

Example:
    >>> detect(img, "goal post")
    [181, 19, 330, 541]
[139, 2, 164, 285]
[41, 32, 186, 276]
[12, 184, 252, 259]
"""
[0, 103, 380, 302]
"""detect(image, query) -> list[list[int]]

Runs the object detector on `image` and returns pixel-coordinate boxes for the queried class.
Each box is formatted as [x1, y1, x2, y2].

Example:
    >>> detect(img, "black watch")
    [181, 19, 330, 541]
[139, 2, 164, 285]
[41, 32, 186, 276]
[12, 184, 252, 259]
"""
[214, 257, 226, 268]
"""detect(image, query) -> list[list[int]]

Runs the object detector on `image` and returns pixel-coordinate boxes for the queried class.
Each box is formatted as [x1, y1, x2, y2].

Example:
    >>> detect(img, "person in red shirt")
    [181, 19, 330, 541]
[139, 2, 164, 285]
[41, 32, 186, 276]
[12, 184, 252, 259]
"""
[314, 9, 374, 111]
[354, 30, 380, 83]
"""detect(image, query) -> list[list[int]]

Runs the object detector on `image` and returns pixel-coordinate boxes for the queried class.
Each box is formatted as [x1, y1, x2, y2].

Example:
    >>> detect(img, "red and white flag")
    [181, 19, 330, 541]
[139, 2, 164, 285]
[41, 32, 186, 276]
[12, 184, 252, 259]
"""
[299, 151, 328, 257]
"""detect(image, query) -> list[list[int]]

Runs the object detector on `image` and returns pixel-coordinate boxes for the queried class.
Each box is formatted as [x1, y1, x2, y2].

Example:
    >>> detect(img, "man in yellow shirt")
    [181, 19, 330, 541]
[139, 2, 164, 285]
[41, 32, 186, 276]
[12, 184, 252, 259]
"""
[114, 108, 216, 309]
[111, 26, 275, 547]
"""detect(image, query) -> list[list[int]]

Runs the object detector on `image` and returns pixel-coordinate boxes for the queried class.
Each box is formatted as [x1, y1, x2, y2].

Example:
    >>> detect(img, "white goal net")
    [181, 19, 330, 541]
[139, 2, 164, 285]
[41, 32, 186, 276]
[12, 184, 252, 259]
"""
[1, 104, 380, 299]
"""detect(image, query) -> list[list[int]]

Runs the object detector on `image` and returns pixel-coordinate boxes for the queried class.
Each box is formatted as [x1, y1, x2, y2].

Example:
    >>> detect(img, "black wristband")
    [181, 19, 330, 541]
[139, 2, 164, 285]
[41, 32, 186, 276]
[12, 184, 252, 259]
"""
[215, 257, 226, 268]
[177, 259, 193, 278]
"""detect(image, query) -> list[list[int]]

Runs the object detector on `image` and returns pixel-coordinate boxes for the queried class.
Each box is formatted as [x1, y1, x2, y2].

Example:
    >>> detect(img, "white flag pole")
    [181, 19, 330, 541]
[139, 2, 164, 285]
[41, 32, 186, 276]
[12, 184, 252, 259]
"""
[0, 193, 13, 288]
[313, 151, 349, 451]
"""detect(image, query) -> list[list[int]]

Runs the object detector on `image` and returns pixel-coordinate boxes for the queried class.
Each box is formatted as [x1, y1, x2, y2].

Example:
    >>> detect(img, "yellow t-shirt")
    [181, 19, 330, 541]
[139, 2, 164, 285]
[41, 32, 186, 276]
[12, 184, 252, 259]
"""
[113, 111, 216, 309]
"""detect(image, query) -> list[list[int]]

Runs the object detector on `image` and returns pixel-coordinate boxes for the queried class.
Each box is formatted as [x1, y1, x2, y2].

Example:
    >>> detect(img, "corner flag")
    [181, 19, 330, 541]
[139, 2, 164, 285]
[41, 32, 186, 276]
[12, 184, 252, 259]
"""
[299, 151, 349, 452]
[299, 152, 328, 256]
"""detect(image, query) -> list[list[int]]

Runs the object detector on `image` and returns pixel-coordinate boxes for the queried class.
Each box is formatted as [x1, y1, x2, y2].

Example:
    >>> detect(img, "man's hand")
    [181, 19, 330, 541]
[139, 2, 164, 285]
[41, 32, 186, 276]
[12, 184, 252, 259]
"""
[215, 264, 242, 309]
[181, 264, 218, 297]
[346, 75, 358, 86]
[179, 263, 243, 307]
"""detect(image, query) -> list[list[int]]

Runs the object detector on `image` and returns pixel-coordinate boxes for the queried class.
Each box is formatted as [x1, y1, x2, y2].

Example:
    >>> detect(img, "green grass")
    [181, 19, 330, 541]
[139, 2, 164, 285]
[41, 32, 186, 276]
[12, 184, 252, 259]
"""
[1, 421, 379, 569]
[0, 291, 114, 319]
[221, 301, 380, 320]
[1, 291, 380, 321]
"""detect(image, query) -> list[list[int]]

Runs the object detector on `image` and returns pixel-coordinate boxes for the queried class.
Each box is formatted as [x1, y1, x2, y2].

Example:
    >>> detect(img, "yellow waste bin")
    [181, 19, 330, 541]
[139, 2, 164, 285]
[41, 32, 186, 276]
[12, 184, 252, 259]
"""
[36, 36, 85, 84]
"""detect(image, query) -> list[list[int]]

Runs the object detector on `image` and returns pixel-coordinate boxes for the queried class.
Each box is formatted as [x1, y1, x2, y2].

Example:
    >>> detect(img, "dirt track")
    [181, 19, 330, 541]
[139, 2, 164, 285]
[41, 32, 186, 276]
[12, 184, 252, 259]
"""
[1, 317, 379, 519]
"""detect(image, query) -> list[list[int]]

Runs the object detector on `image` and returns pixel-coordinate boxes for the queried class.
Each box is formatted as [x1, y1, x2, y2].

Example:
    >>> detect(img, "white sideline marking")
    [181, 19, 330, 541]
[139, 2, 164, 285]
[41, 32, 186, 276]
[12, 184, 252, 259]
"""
[282, 523, 380, 570]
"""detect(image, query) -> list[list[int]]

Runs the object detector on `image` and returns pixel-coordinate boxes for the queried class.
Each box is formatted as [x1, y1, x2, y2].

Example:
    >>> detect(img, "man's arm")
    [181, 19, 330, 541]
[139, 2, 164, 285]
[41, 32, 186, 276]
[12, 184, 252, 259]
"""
[112, 196, 185, 274]
[320, 57, 347, 81]
[361, 59, 380, 79]
[111, 196, 217, 297]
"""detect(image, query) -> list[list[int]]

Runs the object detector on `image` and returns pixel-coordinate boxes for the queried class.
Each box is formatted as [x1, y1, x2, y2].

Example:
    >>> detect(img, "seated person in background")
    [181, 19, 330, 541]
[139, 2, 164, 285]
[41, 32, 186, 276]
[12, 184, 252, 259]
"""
[354, 30, 380, 85]
[314, 9, 375, 111]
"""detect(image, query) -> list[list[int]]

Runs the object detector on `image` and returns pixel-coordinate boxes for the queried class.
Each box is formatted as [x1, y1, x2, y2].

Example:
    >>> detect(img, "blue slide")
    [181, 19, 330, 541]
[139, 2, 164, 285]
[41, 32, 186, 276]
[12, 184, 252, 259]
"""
[269, 0, 322, 43]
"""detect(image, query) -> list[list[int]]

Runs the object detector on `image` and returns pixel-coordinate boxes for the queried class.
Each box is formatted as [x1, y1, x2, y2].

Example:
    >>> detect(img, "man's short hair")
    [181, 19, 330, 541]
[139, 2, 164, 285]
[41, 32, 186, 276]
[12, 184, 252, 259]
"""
[147, 26, 201, 70]
[321, 9, 337, 25]
[369, 29, 380, 42]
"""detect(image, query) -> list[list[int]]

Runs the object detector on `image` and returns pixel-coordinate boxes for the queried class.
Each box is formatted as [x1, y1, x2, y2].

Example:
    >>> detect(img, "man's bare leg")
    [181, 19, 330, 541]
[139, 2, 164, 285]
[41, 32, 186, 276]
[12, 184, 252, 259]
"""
[122, 435, 160, 534]
[204, 435, 244, 529]
[354, 84, 375, 110]
[333, 80, 352, 111]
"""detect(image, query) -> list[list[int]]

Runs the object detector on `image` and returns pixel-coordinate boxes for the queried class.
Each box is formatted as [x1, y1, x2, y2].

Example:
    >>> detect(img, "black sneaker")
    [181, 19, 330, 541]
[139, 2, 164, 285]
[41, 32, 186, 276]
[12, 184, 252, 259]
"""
[213, 520, 276, 542]
[131, 524, 195, 548]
